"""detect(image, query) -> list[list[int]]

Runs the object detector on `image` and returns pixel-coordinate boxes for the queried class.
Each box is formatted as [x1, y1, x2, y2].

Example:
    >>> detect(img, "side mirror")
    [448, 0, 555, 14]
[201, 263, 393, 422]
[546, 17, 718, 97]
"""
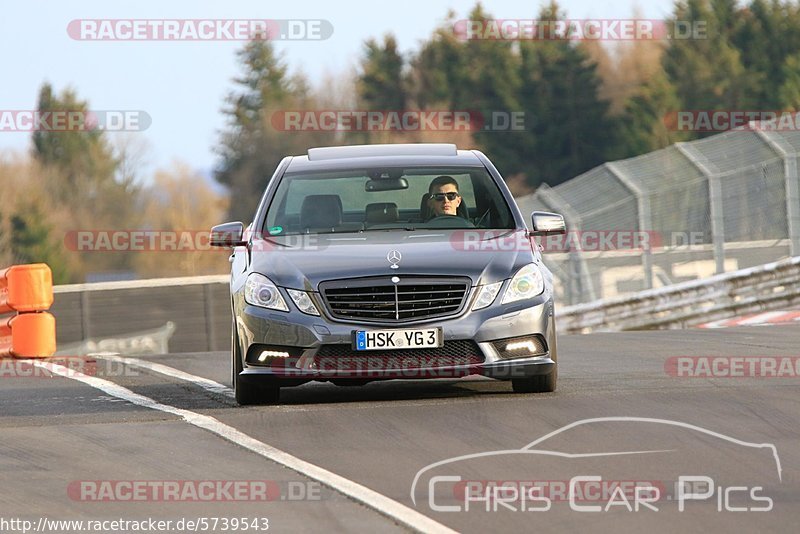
[530, 211, 566, 236]
[210, 222, 246, 247]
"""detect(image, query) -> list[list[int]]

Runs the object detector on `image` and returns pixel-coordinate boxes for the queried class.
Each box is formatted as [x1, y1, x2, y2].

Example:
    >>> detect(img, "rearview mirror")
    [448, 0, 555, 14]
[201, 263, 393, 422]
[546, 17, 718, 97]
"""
[530, 211, 566, 235]
[210, 221, 246, 247]
[365, 177, 409, 192]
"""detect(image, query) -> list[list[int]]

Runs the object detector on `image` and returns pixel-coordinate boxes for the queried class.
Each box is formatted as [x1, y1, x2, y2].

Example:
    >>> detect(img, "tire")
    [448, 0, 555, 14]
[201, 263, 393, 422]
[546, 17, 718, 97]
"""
[231, 321, 280, 405]
[511, 366, 557, 393]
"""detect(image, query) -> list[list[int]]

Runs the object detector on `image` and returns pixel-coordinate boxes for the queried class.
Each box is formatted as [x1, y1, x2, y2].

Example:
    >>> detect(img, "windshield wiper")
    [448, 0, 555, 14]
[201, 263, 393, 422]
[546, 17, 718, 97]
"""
[359, 226, 417, 232]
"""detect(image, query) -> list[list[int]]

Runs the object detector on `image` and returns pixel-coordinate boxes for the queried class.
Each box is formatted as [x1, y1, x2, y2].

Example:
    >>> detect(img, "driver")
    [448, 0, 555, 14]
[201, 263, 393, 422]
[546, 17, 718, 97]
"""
[427, 175, 462, 218]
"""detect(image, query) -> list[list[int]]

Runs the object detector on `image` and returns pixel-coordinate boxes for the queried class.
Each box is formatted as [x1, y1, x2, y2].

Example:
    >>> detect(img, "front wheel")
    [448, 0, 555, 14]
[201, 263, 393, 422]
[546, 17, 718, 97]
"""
[232, 321, 280, 405]
[511, 367, 557, 393]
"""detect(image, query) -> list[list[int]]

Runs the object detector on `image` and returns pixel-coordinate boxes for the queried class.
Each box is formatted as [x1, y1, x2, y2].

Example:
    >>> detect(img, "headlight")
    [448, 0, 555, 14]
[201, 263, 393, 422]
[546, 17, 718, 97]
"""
[501, 263, 544, 304]
[472, 281, 503, 310]
[244, 273, 289, 311]
[287, 289, 320, 316]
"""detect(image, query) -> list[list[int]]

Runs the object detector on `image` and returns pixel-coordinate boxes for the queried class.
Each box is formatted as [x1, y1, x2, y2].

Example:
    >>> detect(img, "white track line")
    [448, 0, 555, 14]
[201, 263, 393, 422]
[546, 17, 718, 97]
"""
[99, 354, 233, 399]
[32, 359, 455, 534]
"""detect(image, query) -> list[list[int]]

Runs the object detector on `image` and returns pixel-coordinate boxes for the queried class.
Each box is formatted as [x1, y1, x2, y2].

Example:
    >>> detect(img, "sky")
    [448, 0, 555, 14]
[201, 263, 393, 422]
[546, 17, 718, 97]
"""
[0, 0, 674, 181]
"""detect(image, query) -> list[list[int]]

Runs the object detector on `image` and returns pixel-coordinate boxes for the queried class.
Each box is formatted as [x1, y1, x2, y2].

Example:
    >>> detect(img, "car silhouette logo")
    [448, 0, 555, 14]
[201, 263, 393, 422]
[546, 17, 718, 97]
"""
[410, 416, 784, 507]
[387, 250, 402, 269]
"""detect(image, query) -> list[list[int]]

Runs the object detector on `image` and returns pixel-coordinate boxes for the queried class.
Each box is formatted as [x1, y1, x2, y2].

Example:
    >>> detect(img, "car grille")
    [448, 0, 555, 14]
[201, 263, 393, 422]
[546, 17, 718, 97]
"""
[313, 340, 484, 371]
[319, 276, 471, 323]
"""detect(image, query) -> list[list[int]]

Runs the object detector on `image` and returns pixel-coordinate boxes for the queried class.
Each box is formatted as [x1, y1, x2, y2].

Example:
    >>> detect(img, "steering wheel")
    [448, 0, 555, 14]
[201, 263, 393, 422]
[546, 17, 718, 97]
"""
[426, 215, 476, 228]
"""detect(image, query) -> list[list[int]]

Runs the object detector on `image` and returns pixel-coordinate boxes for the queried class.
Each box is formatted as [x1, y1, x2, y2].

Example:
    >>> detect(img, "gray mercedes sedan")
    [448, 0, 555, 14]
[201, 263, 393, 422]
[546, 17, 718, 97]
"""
[211, 143, 566, 404]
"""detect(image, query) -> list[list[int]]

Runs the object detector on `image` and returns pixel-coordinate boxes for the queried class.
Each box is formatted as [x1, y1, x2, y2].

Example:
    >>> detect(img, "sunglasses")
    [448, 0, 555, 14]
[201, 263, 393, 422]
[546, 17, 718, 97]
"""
[430, 192, 460, 202]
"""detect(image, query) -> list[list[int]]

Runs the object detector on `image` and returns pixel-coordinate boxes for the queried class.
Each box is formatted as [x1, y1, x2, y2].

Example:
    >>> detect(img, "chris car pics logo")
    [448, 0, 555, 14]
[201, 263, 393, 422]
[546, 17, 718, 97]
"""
[410, 417, 781, 513]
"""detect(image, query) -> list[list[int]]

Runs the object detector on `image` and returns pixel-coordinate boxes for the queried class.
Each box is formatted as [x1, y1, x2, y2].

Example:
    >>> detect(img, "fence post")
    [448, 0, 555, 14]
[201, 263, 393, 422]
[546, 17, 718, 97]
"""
[606, 162, 654, 290]
[754, 129, 800, 256]
[676, 143, 726, 274]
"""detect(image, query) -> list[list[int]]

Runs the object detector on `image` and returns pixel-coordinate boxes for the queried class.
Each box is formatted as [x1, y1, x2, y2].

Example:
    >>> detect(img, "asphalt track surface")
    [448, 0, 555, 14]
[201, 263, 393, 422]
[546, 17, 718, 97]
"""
[2, 324, 799, 533]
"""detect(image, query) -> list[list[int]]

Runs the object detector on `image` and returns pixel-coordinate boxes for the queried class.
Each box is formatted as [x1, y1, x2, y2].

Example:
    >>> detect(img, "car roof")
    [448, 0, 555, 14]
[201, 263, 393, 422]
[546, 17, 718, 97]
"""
[285, 144, 485, 173]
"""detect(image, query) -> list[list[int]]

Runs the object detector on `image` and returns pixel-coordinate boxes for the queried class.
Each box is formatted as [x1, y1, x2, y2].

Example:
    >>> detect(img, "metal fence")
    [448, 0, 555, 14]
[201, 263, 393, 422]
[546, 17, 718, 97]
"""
[558, 256, 800, 334]
[517, 125, 800, 305]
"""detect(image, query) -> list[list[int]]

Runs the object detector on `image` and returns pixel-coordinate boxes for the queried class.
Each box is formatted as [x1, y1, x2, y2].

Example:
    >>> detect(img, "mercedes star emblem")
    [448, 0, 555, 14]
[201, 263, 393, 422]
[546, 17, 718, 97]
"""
[387, 250, 402, 269]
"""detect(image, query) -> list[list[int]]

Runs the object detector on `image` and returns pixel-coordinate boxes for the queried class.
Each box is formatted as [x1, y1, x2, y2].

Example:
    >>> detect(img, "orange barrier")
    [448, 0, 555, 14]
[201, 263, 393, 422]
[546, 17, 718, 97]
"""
[0, 263, 56, 358]
[0, 313, 56, 357]
[0, 264, 54, 314]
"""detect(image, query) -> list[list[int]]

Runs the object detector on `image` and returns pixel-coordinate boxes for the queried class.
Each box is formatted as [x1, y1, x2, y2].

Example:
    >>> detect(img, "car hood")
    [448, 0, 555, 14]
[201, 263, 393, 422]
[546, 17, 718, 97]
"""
[249, 230, 537, 290]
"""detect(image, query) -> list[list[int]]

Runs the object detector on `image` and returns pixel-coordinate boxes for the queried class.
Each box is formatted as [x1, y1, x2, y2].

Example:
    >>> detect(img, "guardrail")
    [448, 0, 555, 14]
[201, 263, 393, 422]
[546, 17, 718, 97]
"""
[52, 275, 229, 354]
[0, 264, 57, 357]
[54, 321, 176, 356]
[556, 256, 800, 334]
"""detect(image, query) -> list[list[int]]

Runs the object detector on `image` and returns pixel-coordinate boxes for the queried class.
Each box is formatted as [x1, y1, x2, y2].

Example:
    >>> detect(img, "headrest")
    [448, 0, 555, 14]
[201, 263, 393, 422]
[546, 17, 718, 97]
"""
[365, 202, 399, 224]
[420, 193, 433, 221]
[300, 195, 342, 229]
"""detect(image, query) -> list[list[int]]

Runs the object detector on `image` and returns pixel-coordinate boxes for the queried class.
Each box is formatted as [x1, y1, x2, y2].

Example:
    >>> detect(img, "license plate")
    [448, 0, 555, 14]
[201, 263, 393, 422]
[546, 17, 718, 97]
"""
[354, 328, 442, 351]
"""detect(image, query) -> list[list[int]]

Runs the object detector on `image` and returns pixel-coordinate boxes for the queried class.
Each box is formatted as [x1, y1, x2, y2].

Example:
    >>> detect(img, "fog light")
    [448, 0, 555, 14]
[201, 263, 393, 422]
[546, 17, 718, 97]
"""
[492, 335, 547, 359]
[505, 340, 537, 353]
[258, 350, 291, 362]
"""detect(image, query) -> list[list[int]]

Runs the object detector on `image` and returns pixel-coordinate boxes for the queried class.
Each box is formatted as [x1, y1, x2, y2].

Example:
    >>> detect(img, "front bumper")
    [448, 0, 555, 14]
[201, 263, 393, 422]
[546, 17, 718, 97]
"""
[234, 292, 557, 383]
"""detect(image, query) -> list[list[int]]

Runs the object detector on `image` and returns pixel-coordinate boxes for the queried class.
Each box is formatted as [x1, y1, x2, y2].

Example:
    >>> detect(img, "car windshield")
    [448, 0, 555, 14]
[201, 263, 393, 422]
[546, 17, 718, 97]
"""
[262, 166, 516, 236]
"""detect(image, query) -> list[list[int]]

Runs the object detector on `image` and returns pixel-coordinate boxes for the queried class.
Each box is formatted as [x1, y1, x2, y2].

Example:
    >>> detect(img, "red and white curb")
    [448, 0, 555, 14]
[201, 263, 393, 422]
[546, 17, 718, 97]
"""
[697, 310, 800, 329]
